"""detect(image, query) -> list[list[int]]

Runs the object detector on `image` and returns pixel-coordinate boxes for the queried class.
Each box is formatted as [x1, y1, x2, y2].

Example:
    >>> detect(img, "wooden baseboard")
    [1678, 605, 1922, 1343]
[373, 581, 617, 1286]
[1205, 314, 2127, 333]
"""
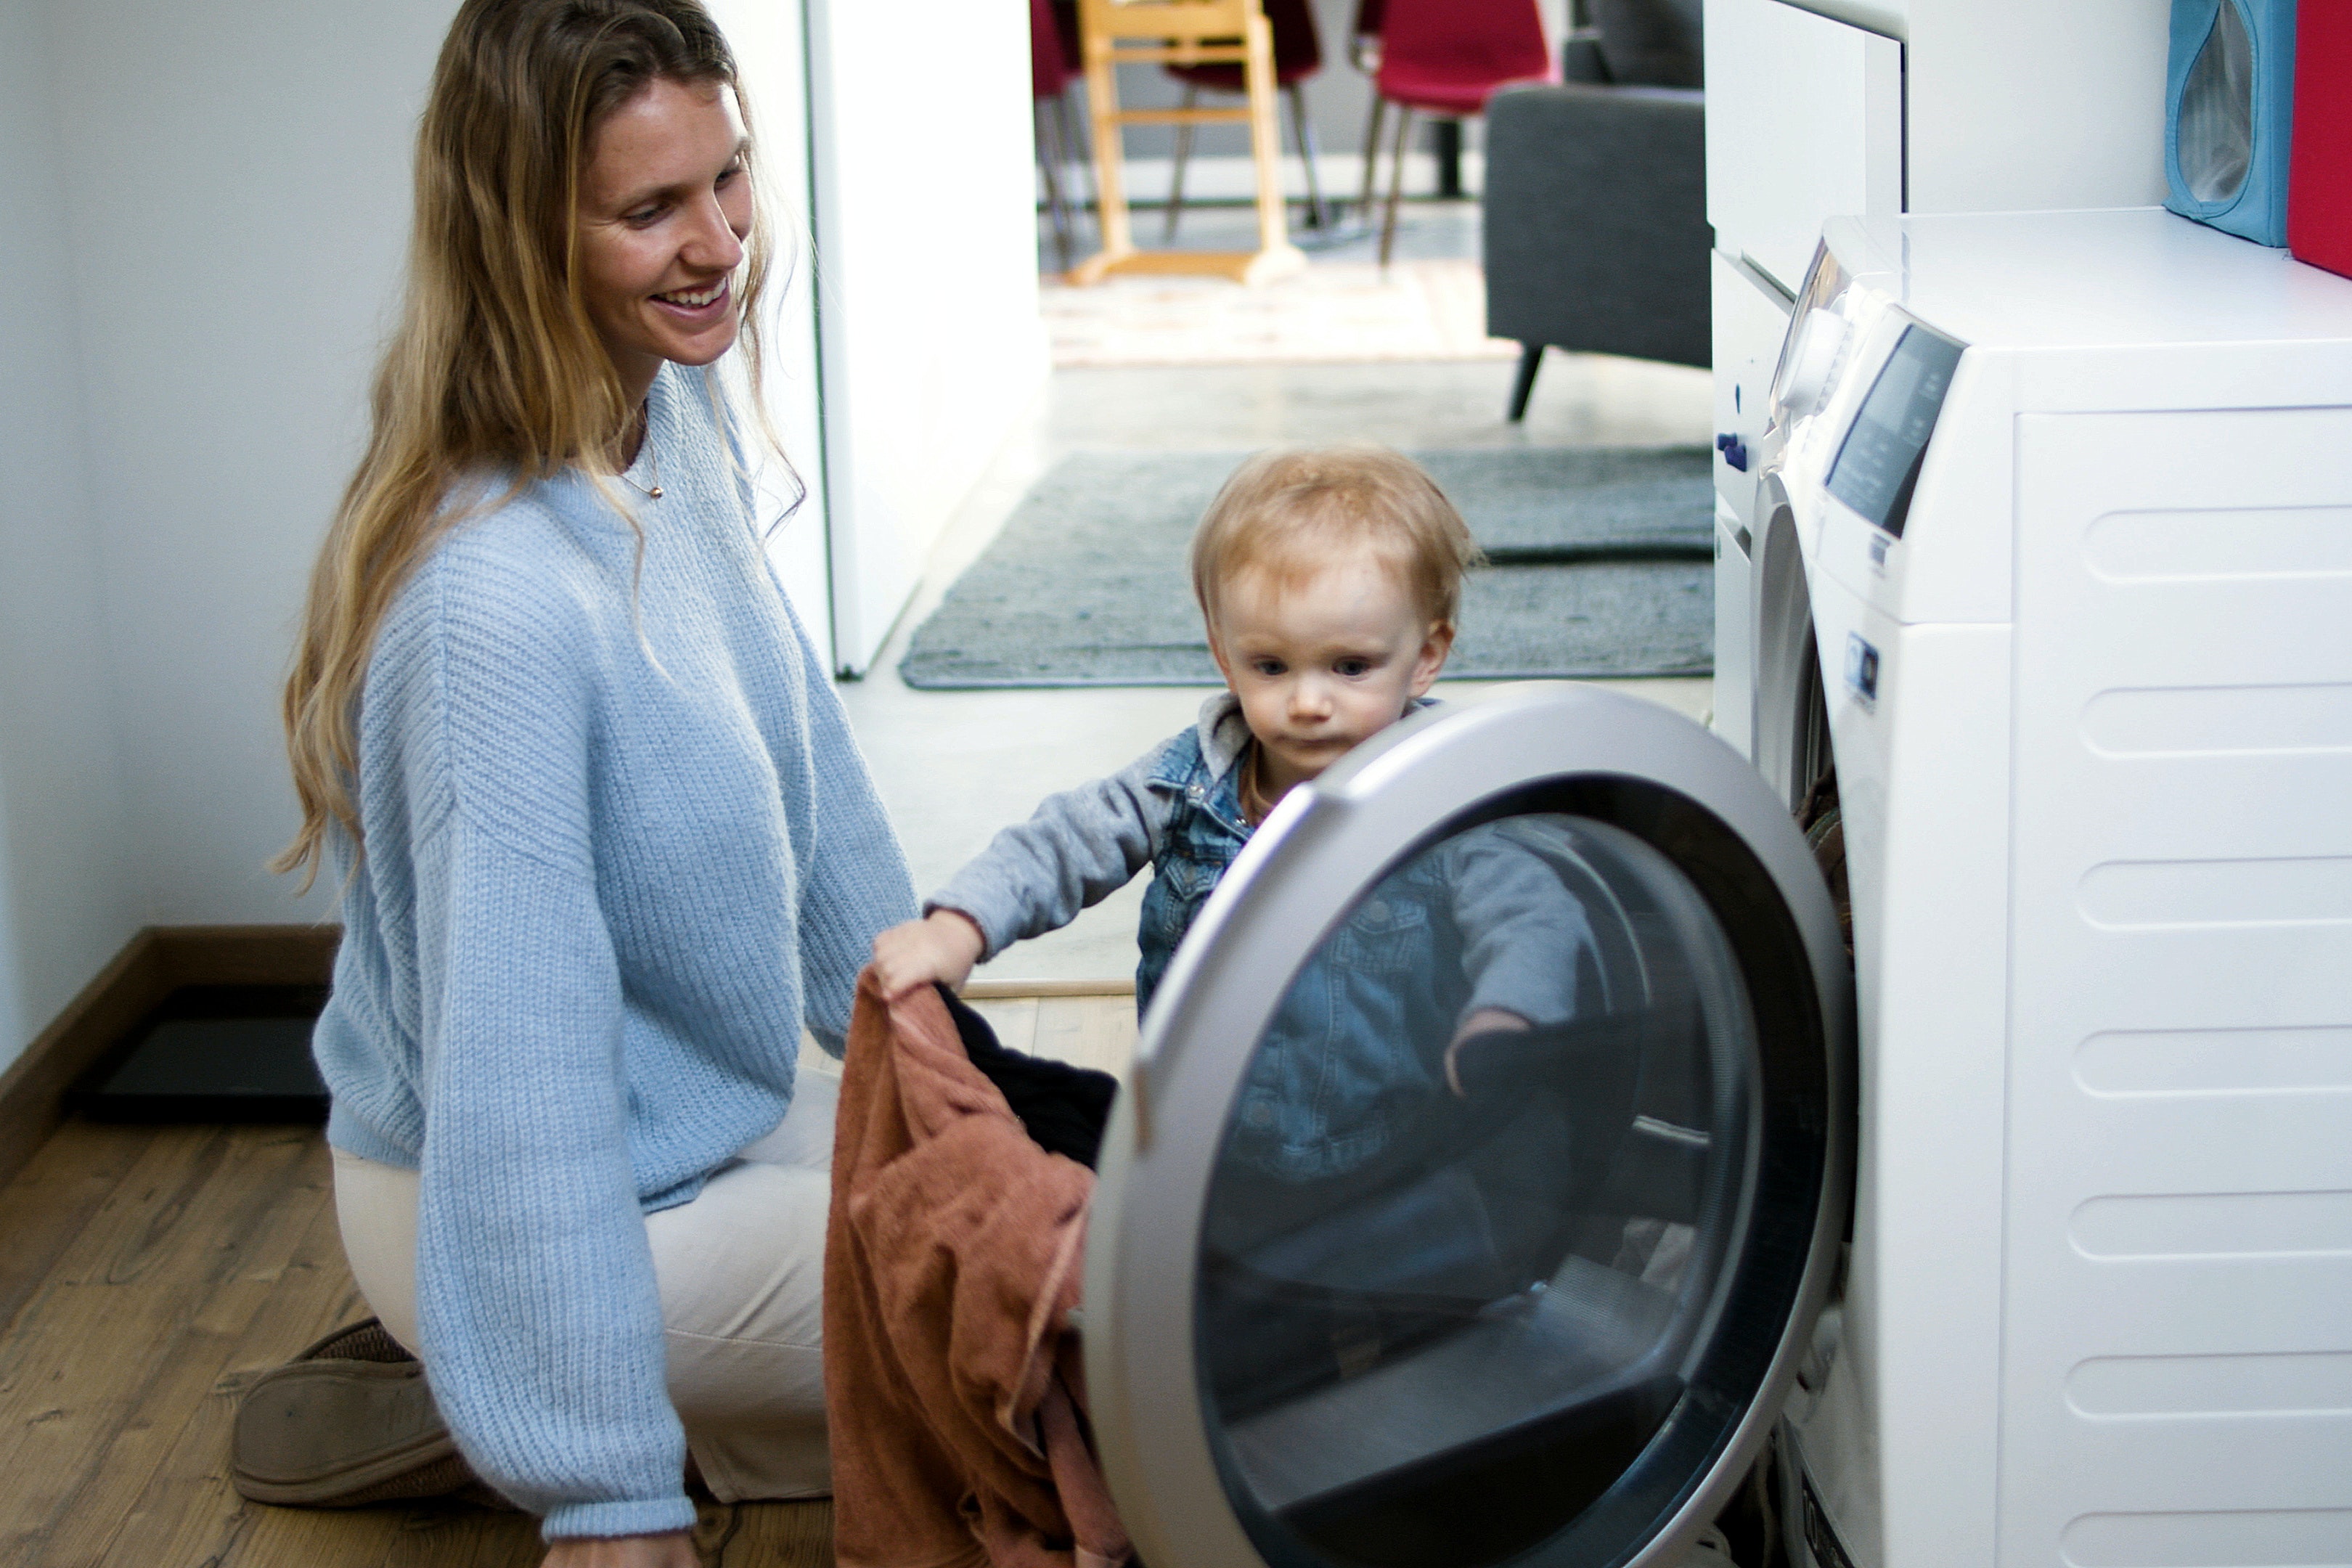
[960, 977, 1136, 1000]
[0, 925, 1135, 1187]
[0, 924, 340, 1190]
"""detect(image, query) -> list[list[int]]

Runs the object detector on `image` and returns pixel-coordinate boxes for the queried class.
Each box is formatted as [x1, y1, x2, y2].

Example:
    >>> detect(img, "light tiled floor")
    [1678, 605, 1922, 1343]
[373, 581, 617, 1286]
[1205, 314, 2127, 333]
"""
[1040, 200, 1521, 369]
[1042, 192, 1500, 273]
[837, 210, 1715, 984]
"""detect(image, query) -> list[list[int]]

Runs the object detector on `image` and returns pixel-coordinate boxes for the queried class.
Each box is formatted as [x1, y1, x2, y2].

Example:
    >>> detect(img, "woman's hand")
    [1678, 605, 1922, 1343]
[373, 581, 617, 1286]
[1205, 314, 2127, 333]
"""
[870, 910, 987, 1000]
[542, 1529, 701, 1568]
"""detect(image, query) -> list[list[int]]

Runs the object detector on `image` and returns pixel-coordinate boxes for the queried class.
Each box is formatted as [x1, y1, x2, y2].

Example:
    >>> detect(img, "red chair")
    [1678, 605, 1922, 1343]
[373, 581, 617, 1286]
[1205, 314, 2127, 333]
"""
[1032, 0, 1091, 271]
[1365, 0, 1553, 263]
[1351, 0, 1387, 68]
[1160, 0, 1329, 238]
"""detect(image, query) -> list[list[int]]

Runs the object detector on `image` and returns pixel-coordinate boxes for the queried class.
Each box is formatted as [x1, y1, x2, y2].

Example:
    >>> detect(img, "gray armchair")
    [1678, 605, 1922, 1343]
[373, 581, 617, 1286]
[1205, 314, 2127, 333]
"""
[1482, 0, 1708, 421]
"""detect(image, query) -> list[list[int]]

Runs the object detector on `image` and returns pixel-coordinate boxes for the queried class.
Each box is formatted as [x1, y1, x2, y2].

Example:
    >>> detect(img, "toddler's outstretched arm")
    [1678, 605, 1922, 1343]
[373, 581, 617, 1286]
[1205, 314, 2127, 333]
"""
[915, 743, 1174, 971]
[870, 910, 987, 1001]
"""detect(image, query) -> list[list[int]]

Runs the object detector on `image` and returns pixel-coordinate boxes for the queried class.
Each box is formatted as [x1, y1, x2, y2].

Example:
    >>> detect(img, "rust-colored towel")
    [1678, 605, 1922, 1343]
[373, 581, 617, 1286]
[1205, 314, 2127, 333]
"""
[825, 973, 1131, 1568]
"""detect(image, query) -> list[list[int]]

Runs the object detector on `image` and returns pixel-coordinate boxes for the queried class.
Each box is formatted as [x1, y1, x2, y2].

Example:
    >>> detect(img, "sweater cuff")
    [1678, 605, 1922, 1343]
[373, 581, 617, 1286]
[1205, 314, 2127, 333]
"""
[542, 1494, 699, 1542]
[920, 897, 1003, 963]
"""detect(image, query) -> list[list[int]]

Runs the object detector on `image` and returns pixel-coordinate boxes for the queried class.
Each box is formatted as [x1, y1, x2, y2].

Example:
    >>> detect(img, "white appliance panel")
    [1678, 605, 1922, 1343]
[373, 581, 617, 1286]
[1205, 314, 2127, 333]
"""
[1900, 0, 2168, 216]
[2001, 407, 2352, 1563]
[1714, 250, 1795, 759]
[1716, 502, 1757, 759]
[1713, 250, 1795, 537]
[1802, 565, 2012, 1568]
[1703, 0, 1901, 298]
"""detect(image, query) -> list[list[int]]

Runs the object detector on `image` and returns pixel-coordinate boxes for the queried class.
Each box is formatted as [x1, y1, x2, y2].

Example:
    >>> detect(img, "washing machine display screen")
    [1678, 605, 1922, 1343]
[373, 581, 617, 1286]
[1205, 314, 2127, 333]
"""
[1826, 323, 1965, 537]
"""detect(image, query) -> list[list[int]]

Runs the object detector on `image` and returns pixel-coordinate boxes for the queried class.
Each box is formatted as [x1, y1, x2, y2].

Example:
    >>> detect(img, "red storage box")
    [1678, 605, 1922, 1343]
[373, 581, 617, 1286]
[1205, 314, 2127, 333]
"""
[2292, 0, 2352, 275]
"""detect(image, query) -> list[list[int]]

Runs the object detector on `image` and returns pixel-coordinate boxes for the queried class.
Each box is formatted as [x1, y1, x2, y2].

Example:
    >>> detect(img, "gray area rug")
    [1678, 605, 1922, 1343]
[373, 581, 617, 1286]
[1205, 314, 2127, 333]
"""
[899, 448, 1713, 688]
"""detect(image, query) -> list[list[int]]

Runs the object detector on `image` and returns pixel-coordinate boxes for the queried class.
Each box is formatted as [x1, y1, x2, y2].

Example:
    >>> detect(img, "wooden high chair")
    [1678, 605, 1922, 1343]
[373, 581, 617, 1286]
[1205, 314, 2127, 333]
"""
[1069, 0, 1307, 286]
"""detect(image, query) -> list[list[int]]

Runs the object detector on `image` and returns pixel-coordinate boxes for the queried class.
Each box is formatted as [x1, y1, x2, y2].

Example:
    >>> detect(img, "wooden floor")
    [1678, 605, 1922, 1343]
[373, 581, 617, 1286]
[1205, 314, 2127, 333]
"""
[0, 991, 1135, 1567]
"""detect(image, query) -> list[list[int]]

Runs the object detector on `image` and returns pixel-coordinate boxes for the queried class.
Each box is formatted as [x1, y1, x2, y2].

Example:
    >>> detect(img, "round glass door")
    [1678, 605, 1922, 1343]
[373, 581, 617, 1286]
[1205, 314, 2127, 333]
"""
[1087, 687, 1850, 1568]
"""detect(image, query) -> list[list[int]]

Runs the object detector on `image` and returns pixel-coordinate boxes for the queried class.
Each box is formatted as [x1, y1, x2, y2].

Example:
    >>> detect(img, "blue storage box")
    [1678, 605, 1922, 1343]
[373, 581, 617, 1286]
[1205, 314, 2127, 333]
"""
[2165, 0, 2298, 246]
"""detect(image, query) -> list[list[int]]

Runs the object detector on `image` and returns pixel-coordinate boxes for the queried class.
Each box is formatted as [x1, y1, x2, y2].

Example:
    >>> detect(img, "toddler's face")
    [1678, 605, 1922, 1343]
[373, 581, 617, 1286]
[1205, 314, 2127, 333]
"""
[1210, 557, 1452, 798]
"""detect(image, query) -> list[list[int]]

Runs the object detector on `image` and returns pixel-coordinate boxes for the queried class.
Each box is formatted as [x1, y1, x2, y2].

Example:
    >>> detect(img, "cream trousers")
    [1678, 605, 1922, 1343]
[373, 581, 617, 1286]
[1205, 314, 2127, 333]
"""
[332, 1066, 840, 1503]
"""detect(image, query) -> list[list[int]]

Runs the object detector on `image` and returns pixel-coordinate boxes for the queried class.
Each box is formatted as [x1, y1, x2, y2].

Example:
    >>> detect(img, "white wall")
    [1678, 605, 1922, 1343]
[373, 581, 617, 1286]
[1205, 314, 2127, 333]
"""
[0, 0, 142, 1063]
[807, 0, 1049, 674]
[44, 0, 449, 936]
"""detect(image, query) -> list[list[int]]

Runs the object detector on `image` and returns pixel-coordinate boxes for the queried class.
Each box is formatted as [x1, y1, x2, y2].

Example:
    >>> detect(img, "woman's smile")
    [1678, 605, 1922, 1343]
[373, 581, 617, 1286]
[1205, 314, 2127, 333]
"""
[653, 277, 730, 312]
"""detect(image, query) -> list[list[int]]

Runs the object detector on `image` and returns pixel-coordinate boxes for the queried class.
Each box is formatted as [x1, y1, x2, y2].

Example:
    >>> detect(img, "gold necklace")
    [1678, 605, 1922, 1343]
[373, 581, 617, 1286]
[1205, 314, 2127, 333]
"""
[619, 412, 663, 500]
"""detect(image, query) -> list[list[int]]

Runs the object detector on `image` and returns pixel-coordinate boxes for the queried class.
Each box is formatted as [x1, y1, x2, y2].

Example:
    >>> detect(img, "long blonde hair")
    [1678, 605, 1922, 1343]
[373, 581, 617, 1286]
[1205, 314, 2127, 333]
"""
[276, 0, 777, 888]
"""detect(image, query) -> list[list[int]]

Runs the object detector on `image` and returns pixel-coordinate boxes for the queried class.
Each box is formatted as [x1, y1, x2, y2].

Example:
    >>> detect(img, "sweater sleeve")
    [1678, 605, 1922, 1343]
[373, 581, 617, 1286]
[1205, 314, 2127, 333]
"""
[923, 743, 1173, 962]
[1445, 826, 1598, 1028]
[777, 596, 917, 1055]
[406, 557, 694, 1541]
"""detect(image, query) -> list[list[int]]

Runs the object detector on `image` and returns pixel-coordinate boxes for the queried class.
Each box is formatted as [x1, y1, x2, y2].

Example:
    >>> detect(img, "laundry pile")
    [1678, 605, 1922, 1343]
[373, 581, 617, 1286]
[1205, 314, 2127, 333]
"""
[824, 976, 1127, 1568]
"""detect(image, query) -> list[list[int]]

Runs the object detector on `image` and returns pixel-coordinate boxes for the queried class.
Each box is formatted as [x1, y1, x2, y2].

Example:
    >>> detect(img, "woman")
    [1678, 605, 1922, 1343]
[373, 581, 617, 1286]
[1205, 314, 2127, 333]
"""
[275, 1, 912, 1561]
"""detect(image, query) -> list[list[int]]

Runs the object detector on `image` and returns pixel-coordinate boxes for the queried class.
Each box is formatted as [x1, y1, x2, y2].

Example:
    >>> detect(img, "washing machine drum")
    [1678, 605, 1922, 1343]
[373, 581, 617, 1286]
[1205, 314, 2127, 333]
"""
[1085, 687, 1853, 1568]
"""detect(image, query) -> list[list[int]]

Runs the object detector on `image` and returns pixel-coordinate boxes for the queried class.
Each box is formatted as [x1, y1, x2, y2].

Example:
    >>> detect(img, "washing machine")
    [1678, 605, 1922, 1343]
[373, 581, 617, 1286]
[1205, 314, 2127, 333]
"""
[1057, 205, 2352, 1568]
[1737, 205, 2352, 1568]
[1081, 679, 1855, 1568]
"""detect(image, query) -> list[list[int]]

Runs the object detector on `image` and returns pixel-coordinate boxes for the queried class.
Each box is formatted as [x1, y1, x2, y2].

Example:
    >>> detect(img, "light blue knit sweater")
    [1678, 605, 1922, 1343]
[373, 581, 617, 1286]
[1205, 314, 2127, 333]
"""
[314, 364, 914, 1540]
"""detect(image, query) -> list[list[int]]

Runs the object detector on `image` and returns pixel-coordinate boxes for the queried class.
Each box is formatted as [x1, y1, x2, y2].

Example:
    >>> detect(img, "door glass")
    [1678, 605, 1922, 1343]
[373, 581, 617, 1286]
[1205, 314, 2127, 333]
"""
[1195, 812, 1760, 1568]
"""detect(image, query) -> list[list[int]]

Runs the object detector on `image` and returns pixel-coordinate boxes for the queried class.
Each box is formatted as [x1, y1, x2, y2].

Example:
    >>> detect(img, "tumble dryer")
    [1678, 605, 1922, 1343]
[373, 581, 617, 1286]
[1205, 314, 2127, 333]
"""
[1052, 204, 2352, 1568]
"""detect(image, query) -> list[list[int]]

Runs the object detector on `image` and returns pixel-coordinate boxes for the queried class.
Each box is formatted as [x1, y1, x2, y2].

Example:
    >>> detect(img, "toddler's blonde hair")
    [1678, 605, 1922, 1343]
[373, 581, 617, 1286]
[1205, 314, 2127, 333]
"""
[1189, 444, 1482, 632]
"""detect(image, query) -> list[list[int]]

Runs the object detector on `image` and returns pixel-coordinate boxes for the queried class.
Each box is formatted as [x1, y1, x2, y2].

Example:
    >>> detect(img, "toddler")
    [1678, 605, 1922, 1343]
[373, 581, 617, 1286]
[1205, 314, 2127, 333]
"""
[873, 444, 1593, 1182]
[873, 444, 1478, 1003]
[878, 446, 1623, 1400]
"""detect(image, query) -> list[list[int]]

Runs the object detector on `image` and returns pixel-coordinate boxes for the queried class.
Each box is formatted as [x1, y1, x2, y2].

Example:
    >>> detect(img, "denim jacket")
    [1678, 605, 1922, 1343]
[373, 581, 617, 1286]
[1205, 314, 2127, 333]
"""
[928, 693, 1591, 1178]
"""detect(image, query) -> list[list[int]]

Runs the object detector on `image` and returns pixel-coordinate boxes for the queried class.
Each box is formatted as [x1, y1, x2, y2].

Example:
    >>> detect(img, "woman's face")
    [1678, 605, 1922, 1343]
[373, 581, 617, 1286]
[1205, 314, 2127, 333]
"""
[576, 76, 751, 402]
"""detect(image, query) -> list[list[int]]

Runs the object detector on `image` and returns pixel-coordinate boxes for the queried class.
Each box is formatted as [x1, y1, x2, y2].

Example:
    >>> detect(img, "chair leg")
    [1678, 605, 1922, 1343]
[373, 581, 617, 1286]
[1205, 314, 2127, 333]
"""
[1164, 83, 1198, 242]
[1508, 342, 1544, 422]
[1286, 81, 1328, 230]
[1037, 99, 1074, 274]
[1379, 103, 1412, 266]
[1357, 95, 1386, 223]
[1056, 92, 1097, 221]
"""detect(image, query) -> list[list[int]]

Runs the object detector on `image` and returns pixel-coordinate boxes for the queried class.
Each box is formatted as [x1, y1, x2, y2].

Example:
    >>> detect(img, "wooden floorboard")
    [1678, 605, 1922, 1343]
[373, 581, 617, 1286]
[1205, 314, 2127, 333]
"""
[0, 1121, 157, 1342]
[0, 984, 1129, 1567]
[1032, 994, 1138, 1081]
[962, 995, 1041, 1055]
[965, 992, 1138, 1080]
[100, 1181, 364, 1567]
[0, 1127, 322, 1564]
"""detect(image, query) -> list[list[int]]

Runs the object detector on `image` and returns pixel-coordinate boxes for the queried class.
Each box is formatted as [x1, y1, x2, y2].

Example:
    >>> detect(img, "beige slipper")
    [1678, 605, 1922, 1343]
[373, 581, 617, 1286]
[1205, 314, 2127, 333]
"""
[232, 1319, 508, 1508]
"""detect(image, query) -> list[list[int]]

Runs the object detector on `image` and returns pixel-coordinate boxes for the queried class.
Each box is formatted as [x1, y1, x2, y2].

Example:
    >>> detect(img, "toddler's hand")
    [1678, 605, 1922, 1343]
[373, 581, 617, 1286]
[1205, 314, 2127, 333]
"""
[871, 910, 987, 1000]
[1443, 1007, 1532, 1098]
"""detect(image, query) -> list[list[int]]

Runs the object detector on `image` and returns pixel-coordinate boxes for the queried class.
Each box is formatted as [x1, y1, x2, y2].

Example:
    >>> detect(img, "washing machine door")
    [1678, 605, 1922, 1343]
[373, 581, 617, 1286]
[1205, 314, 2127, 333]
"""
[1085, 683, 1853, 1568]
